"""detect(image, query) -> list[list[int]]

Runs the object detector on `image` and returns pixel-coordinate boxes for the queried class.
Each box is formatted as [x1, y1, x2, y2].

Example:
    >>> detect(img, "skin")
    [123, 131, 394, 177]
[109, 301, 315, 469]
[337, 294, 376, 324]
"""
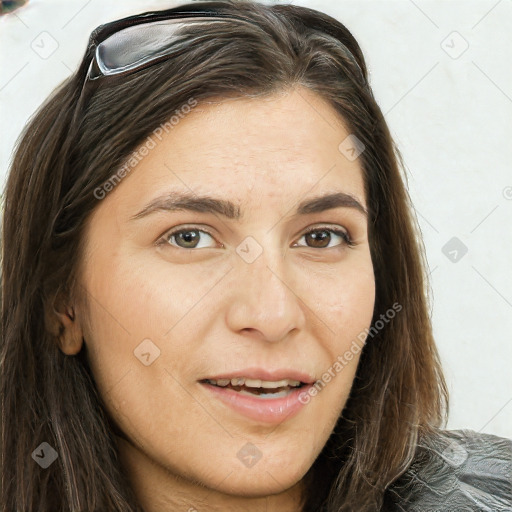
[57, 86, 375, 512]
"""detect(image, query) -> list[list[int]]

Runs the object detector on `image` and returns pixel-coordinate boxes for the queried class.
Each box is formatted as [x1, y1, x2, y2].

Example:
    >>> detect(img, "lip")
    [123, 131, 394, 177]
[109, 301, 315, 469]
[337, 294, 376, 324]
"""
[200, 381, 314, 424]
[201, 367, 316, 384]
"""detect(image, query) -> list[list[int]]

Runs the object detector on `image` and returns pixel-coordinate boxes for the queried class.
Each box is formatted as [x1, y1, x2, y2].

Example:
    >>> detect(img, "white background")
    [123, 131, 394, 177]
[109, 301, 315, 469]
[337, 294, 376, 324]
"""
[1, 0, 511, 438]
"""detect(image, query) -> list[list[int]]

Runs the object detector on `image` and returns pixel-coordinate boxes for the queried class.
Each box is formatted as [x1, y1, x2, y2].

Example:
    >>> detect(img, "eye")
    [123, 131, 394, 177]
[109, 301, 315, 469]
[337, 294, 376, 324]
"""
[158, 226, 218, 250]
[294, 226, 354, 250]
[157, 225, 355, 251]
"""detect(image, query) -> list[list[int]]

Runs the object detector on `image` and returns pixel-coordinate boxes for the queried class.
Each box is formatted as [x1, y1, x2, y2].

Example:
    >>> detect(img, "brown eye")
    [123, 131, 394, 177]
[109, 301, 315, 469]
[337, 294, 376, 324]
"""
[296, 227, 353, 249]
[160, 228, 216, 249]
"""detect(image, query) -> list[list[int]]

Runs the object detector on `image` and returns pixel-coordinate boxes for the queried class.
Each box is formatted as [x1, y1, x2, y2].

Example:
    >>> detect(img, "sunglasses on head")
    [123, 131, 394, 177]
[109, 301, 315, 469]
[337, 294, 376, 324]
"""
[71, 3, 363, 124]
[69, 4, 257, 124]
[87, 7, 257, 81]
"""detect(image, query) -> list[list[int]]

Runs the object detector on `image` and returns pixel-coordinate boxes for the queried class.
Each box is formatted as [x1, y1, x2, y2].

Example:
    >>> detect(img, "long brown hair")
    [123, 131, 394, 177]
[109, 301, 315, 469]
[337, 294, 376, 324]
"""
[1, 1, 448, 510]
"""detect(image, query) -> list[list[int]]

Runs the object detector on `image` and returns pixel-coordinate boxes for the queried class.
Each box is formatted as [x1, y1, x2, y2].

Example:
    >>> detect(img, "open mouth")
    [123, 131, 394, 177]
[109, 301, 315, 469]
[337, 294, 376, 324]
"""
[199, 375, 314, 422]
[200, 377, 308, 398]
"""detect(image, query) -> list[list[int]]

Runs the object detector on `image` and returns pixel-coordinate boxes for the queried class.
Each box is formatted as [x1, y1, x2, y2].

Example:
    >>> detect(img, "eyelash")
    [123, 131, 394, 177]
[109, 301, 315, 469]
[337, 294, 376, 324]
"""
[157, 225, 355, 250]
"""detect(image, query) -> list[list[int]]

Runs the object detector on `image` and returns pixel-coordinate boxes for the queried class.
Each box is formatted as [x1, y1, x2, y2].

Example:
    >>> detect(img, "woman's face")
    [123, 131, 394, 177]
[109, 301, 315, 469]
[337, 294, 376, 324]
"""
[76, 86, 375, 510]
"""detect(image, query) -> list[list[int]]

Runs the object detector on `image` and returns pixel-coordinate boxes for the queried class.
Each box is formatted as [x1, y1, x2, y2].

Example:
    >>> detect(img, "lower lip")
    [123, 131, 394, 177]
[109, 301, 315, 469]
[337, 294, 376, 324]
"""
[200, 382, 314, 424]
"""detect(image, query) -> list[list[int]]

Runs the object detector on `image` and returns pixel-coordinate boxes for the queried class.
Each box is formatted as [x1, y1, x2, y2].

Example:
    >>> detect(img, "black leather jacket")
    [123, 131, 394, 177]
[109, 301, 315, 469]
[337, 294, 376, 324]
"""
[383, 428, 512, 511]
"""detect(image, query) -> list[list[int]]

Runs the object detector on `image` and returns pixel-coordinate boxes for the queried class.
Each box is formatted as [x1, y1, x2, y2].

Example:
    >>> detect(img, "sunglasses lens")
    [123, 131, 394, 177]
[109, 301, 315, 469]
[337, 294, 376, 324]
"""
[94, 16, 234, 78]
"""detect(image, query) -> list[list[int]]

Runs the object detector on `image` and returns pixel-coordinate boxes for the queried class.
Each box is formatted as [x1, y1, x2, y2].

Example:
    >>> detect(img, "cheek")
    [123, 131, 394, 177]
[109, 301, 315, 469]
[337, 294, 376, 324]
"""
[298, 254, 375, 412]
[313, 255, 376, 339]
[340, 270, 376, 330]
[79, 246, 228, 408]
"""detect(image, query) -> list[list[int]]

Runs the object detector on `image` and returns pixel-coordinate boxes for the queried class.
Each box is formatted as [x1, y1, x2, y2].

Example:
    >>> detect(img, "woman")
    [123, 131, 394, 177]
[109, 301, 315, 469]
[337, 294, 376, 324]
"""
[1, 1, 510, 511]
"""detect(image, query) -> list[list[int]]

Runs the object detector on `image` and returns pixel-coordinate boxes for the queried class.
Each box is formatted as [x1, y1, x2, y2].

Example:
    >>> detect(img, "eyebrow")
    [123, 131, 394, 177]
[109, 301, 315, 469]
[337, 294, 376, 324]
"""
[130, 190, 368, 221]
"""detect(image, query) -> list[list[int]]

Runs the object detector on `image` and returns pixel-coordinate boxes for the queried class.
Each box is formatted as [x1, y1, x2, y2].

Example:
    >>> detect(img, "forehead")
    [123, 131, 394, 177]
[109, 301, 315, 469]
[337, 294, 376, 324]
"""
[103, 87, 367, 215]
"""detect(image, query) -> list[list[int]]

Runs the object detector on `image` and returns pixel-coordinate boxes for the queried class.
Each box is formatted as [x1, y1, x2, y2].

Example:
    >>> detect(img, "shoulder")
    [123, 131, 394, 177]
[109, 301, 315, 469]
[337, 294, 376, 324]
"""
[384, 428, 512, 511]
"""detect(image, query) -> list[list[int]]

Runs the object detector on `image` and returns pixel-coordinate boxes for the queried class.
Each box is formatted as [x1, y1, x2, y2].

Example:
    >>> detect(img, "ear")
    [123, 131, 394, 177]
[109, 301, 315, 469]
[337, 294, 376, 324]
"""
[51, 298, 84, 356]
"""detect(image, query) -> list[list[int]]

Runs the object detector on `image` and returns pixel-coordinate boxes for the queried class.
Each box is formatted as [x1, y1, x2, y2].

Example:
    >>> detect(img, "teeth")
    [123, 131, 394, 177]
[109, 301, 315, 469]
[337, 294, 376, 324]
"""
[238, 388, 292, 399]
[244, 378, 262, 388]
[207, 378, 302, 388]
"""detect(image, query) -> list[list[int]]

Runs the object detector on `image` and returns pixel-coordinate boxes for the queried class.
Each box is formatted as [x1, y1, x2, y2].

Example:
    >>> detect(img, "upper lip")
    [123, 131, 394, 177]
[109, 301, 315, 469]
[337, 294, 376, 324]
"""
[200, 367, 316, 384]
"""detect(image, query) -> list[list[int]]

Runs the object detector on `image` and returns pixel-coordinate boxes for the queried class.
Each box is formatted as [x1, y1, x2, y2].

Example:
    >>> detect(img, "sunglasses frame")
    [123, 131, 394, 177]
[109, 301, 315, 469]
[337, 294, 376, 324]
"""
[68, 2, 364, 142]
[69, 5, 255, 128]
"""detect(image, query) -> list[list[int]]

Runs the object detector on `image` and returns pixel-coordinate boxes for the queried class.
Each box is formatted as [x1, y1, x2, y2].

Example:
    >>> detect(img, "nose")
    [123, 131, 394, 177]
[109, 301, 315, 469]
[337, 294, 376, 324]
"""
[225, 247, 307, 343]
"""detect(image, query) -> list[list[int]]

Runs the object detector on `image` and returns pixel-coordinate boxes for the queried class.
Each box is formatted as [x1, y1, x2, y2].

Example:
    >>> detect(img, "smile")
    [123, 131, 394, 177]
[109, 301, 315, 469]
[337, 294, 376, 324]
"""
[199, 378, 315, 423]
[202, 377, 304, 397]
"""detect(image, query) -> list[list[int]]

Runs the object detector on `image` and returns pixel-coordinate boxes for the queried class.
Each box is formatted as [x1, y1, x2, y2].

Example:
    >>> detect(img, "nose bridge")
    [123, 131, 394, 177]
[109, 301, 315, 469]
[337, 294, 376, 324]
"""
[227, 236, 306, 342]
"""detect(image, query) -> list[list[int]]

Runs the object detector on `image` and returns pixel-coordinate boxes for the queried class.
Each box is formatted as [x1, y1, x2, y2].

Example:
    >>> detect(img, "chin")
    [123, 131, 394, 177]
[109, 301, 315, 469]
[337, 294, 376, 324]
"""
[214, 474, 302, 498]
[198, 458, 308, 498]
